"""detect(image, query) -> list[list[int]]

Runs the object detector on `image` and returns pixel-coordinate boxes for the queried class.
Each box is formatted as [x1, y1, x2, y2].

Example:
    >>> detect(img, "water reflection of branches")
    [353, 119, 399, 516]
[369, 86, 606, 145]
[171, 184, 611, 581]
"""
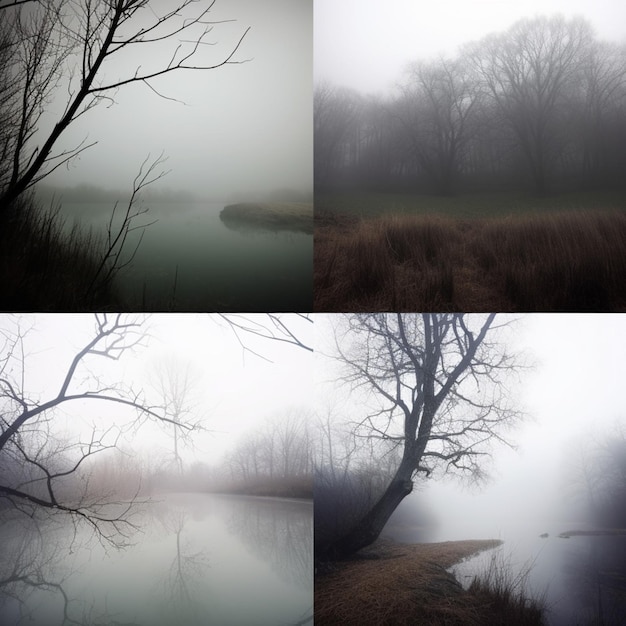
[0, 314, 197, 549]
[226, 498, 313, 588]
[562, 536, 626, 625]
[0, 516, 98, 625]
[151, 507, 212, 626]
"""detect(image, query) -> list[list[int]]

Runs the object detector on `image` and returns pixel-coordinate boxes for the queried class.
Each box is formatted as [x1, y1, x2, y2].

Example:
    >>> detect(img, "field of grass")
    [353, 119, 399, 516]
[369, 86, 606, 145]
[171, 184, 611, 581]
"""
[316, 189, 626, 219]
[315, 538, 545, 625]
[315, 191, 626, 311]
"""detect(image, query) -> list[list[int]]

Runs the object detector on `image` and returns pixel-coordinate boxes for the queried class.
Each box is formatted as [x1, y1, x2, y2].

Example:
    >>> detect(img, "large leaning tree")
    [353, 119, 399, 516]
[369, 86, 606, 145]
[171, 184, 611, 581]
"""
[324, 313, 523, 558]
[0, 0, 250, 211]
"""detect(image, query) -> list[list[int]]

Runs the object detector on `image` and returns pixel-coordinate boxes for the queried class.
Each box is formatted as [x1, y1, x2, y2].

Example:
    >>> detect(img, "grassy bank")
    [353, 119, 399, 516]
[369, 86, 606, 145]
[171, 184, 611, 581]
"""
[220, 202, 313, 234]
[316, 189, 626, 219]
[0, 195, 124, 310]
[314, 209, 626, 311]
[315, 539, 545, 626]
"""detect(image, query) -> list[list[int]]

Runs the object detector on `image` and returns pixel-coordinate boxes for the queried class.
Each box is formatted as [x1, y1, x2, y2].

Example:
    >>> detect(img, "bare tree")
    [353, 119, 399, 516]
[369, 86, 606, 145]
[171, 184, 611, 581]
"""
[147, 355, 204, 476]
[563, 422, 626, 527]
[0, 314, 198, 546]
[466, 15, 593, 194]
[0, 0, 250, 210]
[314, 81, 363, 190]
[321, 313, 523, 558]
[216, 313, 314, 358]
[574, 41, 626, 188]
[398, 57, 482, 195]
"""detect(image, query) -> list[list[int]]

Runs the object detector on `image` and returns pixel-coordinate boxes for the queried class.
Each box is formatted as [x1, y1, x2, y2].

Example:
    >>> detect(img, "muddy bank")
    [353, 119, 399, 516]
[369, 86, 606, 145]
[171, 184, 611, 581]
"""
[315, 538, 502, 625]
[220, 202, 313, 234]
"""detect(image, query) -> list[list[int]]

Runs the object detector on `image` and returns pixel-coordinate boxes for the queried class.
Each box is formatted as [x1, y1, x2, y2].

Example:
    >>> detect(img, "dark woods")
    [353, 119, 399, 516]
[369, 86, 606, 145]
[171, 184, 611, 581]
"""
[315, 15, 626, 196]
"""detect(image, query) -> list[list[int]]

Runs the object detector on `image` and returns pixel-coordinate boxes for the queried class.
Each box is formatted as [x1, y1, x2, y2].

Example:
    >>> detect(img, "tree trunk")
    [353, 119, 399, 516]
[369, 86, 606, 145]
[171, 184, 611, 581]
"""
[326, 464, 415, 558]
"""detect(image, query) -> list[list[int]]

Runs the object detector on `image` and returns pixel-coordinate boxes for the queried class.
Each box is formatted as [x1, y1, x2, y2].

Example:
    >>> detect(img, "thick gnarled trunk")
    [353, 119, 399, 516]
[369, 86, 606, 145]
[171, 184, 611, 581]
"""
[326, 463, 415, 558]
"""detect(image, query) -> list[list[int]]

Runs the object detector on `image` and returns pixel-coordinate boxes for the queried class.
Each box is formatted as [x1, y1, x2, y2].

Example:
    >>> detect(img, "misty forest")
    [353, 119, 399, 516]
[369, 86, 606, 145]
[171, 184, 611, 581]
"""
[315, 14, 626, 311]
[0, 0, 313, 312]
[314, 313, 626, 626]
[0, 313, 314, 625]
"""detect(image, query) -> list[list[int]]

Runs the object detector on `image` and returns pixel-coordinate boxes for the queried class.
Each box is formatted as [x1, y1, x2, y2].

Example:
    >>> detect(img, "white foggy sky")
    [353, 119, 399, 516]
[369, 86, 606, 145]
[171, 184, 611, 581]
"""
[420, 314, 626, 537]
[44, 0, 312, 199]
[317, 314, 626, 537]
[7, 314, 314, 467]
[315, 0, 626, 95]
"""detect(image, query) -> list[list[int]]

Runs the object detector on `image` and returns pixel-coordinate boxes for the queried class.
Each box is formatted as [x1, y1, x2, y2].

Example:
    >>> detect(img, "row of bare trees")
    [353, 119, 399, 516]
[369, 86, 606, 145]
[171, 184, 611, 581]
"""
[225, 412, 314, 496]
[563, 424, 626, 528]
[316, 15, 626, 195]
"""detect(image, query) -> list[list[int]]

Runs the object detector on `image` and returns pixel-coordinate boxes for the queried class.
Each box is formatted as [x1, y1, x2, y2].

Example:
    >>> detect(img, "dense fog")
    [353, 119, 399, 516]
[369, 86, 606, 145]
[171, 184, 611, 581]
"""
[2, 0, 312, 202]
[315, 7, 626, 195]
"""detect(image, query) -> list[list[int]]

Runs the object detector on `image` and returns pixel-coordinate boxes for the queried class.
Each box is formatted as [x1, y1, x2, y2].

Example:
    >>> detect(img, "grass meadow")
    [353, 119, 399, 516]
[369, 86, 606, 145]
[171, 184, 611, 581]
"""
[314, 191, 626, 311]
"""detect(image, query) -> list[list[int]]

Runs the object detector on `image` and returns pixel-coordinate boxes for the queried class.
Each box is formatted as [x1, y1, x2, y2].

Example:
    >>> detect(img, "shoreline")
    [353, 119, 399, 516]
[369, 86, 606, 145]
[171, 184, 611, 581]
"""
[220, 202, 313, 234]
[315, 538, 503, 625]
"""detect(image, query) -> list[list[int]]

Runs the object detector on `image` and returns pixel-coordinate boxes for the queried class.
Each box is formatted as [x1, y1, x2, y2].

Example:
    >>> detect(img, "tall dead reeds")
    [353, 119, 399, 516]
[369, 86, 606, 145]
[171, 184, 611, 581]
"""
[315, 209, 626, 311]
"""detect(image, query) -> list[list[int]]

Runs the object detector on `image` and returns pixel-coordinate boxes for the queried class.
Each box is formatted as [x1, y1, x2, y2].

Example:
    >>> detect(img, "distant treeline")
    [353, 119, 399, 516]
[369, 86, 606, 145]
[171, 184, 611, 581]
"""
[35, 184, 198, 205]
[315, 15, 626, 196]
[76, 413, 315, 501]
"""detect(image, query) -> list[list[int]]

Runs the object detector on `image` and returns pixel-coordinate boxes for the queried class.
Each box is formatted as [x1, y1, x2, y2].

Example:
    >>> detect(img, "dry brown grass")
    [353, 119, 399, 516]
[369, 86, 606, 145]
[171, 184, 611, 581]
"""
[315, 539, 505, 626]
[220, 202, 313, 234]
[314, 209, 626, 311]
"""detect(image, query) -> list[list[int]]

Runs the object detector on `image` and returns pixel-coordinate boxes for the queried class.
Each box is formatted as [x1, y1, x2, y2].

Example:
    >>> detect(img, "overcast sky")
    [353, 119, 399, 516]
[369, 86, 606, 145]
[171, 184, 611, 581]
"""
[7, 314, 314, 467]
[315, 0, 626, 95]
[413, 313, 626, 538]
[43, 0, 312, 199]
[316, 313, 626, 538]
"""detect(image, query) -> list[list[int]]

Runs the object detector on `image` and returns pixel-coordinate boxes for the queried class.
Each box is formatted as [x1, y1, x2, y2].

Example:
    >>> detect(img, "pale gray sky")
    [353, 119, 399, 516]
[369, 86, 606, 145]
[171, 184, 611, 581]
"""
[43, 1, 312, 199]
[414, 313, 626, 538]
[315, 0, 626, 95]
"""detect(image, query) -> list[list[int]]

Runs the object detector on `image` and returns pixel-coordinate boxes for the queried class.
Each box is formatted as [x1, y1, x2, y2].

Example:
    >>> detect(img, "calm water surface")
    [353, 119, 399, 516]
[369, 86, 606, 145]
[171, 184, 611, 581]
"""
[0, 493, 313, 626]
[383, 513, 626, 626]
[59, 201, 312, 310]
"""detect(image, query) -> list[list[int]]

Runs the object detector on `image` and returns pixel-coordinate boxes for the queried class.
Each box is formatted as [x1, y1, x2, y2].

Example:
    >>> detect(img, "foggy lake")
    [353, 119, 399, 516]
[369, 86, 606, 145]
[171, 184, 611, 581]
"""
[59, 200, 312, 311]
[0, 493, 313, 626]
[383, 504, 626, 626]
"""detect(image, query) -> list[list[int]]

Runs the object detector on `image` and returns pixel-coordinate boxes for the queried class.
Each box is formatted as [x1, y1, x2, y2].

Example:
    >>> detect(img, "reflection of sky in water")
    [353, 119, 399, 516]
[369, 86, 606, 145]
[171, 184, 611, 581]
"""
[447, 534, 626, 626]
[0, 493, 312, 626]
[382, 505, 626, 626]
[56, 202, 312, 310]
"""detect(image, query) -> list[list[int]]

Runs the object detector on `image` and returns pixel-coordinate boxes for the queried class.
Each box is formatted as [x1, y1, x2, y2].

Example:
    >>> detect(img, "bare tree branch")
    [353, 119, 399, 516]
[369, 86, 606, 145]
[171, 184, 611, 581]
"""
[0, 0, 250, 208]
[319, 313, 525, 557]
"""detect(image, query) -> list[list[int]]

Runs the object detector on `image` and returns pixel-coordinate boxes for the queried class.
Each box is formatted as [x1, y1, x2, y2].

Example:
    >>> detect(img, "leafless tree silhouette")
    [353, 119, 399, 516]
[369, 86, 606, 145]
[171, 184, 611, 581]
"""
[0, 313, 199, 546]
[0, 0, 250, 210]
[322, 313, 524, 557]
